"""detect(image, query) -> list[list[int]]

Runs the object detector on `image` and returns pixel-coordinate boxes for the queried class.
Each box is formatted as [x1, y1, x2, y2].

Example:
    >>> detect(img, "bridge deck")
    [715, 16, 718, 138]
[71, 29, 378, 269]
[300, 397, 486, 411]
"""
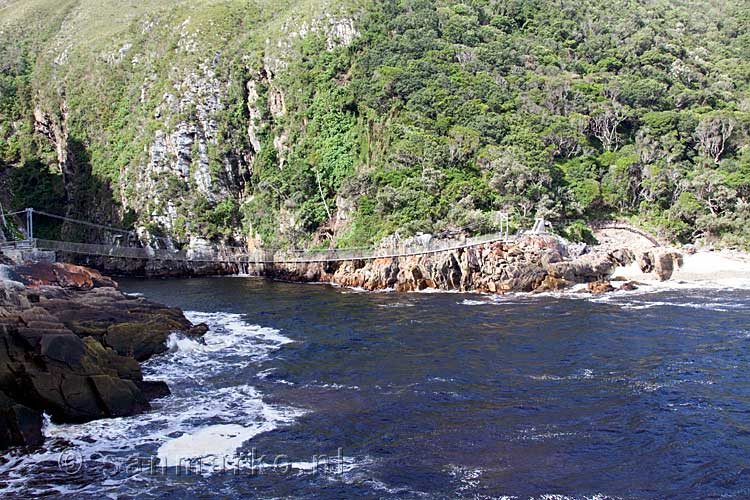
[10, 233, 515, 265]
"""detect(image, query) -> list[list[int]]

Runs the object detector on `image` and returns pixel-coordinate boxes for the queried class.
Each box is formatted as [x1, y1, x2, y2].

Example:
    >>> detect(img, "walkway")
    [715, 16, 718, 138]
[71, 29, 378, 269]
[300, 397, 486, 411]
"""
[1, 208, 528, 265]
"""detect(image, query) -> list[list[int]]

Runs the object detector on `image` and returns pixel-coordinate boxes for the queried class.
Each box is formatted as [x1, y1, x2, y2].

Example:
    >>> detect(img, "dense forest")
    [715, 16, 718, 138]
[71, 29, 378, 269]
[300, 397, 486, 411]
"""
[1, 0, 749, 248]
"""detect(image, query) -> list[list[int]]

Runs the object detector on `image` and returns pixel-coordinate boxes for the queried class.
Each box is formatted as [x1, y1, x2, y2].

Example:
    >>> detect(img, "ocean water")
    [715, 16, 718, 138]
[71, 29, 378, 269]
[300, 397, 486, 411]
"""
[1, 277, 750, 499]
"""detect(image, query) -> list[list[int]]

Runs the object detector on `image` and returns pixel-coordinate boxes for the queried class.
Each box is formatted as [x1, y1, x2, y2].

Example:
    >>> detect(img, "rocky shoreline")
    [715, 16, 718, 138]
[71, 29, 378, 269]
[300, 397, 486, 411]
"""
[0, 262, 206, 451]
[36, 232, 694, 294]
[267, 234, 685, 295]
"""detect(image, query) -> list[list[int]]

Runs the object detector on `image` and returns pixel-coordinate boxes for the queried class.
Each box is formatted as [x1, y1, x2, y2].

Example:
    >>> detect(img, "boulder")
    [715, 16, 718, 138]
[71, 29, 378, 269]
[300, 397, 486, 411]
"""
[40, 287, 195, 362]
[135, 380, 171, 400]
[15, 262, 117, 290]
[609, 248, 635, 266]
[588, 281, 615, 294]
[620, 281, 639, 291]
[516, 234, 568, 256]
[534, 275, 574, 293]
[0, 391, 43, 449]
[654, 251, 683, 281]
[547, 261, 576, 281]
[87, 375, 149, 417]
[549, 253, 614, 282]
[104, 322, 173, 361]
[638, 252, 654, 273]
[541, 251, 562, 268]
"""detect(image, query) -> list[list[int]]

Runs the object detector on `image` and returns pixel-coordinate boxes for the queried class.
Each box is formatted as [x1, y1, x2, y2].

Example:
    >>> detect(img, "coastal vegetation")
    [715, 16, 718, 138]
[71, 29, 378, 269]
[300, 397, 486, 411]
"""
[1, 0, 749, 248]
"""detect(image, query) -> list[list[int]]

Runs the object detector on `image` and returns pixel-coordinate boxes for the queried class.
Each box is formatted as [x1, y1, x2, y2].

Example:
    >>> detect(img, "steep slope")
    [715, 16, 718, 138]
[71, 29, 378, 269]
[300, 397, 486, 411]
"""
[1, 0, 749, 249]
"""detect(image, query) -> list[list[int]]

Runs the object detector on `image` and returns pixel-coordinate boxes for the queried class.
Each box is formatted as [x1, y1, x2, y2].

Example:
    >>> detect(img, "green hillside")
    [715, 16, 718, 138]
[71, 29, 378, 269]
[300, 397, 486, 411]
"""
[1, 0, 749, 247]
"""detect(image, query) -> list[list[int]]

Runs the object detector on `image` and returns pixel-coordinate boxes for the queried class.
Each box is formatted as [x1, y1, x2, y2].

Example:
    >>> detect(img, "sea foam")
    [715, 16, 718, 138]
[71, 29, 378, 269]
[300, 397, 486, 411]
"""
[0, 311, 301, 496]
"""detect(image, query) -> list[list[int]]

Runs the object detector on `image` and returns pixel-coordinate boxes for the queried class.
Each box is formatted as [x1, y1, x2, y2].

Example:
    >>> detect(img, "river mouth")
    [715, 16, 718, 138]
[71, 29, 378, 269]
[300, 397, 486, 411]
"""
[2, 277, 750, 499]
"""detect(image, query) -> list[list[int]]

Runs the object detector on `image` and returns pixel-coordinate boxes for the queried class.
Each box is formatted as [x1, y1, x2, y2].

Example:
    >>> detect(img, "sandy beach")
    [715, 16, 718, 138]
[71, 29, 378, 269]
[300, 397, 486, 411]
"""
[611, 249, 750, 288]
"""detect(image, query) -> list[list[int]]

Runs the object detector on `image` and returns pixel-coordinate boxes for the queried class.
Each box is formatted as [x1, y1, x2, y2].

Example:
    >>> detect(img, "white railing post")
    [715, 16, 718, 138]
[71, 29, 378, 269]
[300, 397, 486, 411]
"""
[26, 208, 33, 240]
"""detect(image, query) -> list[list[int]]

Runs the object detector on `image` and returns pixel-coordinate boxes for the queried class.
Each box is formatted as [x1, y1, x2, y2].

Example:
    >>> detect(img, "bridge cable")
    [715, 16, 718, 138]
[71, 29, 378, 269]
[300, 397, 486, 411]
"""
[32, 210, 137, 236]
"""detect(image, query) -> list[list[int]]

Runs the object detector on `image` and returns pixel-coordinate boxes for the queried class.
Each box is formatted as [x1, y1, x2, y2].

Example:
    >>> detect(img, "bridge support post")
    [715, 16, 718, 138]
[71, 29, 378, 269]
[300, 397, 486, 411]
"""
[496, 212, 510, 240]
[26, 208, 33, 240]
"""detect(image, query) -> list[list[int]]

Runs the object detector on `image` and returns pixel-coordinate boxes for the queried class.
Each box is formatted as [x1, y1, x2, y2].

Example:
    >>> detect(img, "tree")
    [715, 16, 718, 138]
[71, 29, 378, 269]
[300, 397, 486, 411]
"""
[695, 114, 736, 163]
[589, 105, 627, 151]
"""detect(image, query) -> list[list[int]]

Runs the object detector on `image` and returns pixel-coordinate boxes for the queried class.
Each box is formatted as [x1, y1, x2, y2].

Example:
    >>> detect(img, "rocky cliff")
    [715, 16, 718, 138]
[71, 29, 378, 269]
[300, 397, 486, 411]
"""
[266, 235, 682, 293]
[0, 262, 205, 450]
[3, 0, 749, 253]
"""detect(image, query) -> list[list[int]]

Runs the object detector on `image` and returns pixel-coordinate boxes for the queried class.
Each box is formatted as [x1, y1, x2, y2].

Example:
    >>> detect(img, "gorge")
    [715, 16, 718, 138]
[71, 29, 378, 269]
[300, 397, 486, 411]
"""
[2, 1, 750, 498]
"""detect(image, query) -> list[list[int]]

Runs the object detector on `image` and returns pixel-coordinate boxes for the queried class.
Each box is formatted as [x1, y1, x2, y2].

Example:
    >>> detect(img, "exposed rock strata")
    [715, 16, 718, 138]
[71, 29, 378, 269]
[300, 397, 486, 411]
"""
[267, 235, 636, 293]
[0, 263, 204, 450]
[52, 252, 244, 278]
[35, 234, 685, 292]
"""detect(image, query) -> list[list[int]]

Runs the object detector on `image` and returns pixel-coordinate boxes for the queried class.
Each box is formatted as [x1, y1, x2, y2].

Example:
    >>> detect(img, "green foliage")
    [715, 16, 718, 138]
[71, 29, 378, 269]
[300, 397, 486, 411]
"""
[7, 160, 66, 239]
[562, 220, 598, 245]
[192, 197, 241, 240]
[2, 0, 750, 248]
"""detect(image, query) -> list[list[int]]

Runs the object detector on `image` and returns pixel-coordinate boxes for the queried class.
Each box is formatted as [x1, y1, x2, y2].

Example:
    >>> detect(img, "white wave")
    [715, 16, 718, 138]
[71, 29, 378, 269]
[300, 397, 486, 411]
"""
[513, 424, 586, 442]
[446, 464, 483, 490]
[157, 423, 272, 467]
[533, 495, 625, 500]
[165, 333, 203, 352]
[327, 282, 395, 293]
[629, 377, 715, 394]
[628, 301, 743, 312]
[305, 381, 360, 390]
[410, 287, 462, 294]
[460, 298, 490, 305]
[0, 311, 302, 495]
[143, 311, 294, 381]
[528, 368, 594, 382]
[592, 293, 748, 312]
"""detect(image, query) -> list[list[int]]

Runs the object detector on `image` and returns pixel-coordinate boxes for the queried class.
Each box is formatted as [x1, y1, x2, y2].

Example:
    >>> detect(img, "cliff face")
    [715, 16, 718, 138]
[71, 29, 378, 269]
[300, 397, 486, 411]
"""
[266, 235, 639, 293]
[2, 0, 361, 246]
[2, 0, 749, 250]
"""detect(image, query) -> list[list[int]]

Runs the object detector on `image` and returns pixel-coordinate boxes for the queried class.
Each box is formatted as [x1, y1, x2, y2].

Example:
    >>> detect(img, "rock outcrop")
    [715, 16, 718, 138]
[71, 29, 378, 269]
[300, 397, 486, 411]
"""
[0, 263, 204, 450]
[635, 249, 684, 281]
[267, 234, 633, 293]
[55, 252, 244, 279]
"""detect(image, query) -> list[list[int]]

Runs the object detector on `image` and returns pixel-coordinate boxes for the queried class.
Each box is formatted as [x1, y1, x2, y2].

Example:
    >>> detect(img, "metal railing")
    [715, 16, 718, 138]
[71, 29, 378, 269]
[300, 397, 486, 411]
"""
[25, 231, 516, 265]
[1, 207, 522, 265]
[0, 240, 36, 251]
[34, 239, 274, 264]
[273, 232, 513, 263]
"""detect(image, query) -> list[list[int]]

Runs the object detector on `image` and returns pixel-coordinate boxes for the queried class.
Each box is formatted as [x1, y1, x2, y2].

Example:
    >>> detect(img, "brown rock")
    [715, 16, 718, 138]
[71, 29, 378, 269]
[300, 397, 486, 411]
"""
[15, 263, 117, 290]
[638, 252, 654, 273]
[654, 251, 683, 281]
[0, 264, 201, 450]
[534, 275, 574, 293]
[588, 281, 615, 294]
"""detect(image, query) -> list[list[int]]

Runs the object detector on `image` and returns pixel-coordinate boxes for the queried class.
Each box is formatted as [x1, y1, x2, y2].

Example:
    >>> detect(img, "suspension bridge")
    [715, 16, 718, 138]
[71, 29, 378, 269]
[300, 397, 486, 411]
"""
[0, 208, 530, 266]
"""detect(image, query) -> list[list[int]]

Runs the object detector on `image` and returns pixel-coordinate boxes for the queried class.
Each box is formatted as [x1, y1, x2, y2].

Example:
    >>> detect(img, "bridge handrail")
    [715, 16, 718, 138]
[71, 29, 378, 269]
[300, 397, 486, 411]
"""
[30, 231, 515, 264]
[0, 239, 35, 251]
[273, 232, 512, 263]
[34, 239, 274, 263]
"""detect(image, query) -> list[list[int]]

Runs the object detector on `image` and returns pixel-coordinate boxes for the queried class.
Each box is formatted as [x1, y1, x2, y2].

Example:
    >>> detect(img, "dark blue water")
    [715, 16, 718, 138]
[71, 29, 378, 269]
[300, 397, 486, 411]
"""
[2, 278, 749, 499]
